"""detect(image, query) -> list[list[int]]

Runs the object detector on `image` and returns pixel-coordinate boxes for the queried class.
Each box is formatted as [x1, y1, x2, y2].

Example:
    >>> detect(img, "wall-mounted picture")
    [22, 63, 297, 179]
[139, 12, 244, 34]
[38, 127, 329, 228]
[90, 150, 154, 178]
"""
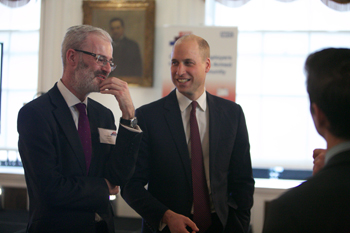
[83, 0, 155, 87]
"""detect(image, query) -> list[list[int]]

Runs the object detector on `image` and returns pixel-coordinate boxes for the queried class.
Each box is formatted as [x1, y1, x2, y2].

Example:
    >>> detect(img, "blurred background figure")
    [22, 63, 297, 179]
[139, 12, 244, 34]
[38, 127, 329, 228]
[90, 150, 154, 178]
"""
[109, 17, 142, 78]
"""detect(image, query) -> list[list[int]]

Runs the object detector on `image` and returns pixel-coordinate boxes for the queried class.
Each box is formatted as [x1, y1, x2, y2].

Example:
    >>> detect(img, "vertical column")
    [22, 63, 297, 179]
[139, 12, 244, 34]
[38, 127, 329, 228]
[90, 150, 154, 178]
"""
[37, 0, 83, 93]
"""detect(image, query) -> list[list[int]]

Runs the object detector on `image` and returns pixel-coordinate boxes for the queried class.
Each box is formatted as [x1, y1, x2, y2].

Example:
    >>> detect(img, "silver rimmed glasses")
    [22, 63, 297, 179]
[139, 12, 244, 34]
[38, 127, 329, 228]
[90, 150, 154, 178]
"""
[74, 49, 117, 71]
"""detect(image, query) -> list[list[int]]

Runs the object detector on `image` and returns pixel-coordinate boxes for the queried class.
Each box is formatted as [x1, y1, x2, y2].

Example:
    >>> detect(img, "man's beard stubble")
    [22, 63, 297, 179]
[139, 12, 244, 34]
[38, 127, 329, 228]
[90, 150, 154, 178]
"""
[72, 59, 104, 95]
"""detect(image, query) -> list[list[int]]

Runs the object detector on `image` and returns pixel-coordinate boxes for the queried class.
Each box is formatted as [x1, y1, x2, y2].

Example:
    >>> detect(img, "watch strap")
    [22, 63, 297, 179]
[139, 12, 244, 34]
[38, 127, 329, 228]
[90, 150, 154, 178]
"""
[120, 117, 138, 128]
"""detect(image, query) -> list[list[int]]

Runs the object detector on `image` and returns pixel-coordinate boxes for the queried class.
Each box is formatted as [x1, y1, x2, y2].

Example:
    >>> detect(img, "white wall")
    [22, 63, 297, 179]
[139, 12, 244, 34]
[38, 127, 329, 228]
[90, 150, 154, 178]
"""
[38, 0, 206, 218]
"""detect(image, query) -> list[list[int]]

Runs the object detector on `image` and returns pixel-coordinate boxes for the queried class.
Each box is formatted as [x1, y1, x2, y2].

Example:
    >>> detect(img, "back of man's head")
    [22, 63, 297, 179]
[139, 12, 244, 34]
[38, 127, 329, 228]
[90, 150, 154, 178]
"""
[305, 48, 350, 139]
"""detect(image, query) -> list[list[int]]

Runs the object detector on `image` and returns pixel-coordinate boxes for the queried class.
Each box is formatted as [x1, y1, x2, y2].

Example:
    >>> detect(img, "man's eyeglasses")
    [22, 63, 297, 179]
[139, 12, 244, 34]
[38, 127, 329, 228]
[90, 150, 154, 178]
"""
[74, 49, 117, 71]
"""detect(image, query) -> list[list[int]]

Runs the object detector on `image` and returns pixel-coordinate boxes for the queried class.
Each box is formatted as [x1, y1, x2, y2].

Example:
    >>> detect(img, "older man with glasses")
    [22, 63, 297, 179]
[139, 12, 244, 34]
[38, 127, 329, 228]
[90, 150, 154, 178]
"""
[17, 25, 142, 233]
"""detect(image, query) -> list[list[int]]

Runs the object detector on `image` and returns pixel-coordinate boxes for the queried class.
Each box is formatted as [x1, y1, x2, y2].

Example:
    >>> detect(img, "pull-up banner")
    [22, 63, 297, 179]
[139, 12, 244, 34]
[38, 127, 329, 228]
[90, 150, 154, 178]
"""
[161, 26, 238, 102]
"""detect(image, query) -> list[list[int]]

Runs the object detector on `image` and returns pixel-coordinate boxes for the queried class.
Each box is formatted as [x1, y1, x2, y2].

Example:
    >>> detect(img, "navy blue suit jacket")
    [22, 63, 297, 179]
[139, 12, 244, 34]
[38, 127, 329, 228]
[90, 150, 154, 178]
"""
[263, 150, 350, 233]
[17, 83, 142, 233]
[122, 90, 254, 233]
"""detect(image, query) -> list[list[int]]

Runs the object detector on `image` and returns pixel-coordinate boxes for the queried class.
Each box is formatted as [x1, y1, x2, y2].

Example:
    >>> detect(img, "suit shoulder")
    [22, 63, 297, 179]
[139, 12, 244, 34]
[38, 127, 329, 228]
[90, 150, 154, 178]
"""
[208, 93, 242, 110]
[123, 37, 140, 47]
[88, 98, 108, 110]
[271, 177, 323, 207]
[125, 36, 138, 44]
[19, 91, 52, 113]
[87, 98, 114, 117]
[135, 95, 175, 123]
[137, 96, 168, 112]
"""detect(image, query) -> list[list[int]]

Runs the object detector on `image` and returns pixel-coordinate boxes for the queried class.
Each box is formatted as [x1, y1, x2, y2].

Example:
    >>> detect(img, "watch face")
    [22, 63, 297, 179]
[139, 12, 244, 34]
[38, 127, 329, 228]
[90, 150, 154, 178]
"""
[120, 117, 137, 128]
[130, 117, 138, 127]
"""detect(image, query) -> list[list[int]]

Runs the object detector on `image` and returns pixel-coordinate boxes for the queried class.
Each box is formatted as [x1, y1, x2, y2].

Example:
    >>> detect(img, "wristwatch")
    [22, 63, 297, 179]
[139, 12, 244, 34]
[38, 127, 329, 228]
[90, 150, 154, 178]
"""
[120, 117, 138, 129]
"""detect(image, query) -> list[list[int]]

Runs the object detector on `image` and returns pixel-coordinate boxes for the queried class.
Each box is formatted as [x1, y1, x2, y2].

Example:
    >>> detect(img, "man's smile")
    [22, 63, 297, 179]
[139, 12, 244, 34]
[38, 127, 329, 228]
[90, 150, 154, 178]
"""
[177, 78, 190, 83]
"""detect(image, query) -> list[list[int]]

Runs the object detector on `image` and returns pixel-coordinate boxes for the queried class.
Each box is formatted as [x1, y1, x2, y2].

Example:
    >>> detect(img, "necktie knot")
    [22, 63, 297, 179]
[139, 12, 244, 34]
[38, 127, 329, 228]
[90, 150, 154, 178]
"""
[76, 103, 87, 115]
[191, 101, 198, 115]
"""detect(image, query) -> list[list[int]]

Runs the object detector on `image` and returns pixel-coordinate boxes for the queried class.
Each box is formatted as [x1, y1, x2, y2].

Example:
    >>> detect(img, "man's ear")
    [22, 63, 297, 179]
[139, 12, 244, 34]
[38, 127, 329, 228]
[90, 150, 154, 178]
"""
[311, 103, 329, 137]
[205, 57, 211, 73]
[66, 49, 78, 66]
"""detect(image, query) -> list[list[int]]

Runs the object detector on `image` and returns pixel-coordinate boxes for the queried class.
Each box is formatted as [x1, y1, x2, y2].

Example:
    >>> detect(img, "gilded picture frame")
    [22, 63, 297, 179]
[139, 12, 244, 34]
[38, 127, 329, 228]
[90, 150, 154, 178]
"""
[83, 0, 155, 87]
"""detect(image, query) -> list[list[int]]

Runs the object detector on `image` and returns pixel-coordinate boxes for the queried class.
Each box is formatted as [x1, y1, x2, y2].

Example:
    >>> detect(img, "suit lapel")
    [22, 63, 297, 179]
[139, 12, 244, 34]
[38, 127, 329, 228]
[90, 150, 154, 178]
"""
[49, 84, 87, 174]
[207, 93, 221, 175]
[86, 99, 105, 176]
[164, 90, 192, 187]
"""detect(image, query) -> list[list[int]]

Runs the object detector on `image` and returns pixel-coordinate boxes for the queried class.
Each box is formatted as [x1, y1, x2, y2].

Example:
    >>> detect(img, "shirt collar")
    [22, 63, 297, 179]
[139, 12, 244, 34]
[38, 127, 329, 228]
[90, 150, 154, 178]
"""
[57, 80, 88, 108]
[325, 141, 350, 164]
[176, 89, 207, 113]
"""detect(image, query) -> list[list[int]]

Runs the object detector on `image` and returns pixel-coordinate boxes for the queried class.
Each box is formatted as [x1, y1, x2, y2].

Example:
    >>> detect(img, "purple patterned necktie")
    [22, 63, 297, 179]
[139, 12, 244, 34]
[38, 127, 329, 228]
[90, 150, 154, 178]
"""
[190, 101, 212, 232]
[76, 103, 92, 174]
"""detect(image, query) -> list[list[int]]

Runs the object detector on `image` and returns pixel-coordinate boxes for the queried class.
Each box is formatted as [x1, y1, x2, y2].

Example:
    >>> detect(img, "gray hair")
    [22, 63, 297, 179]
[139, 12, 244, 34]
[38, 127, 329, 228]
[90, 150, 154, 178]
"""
[61, 25, 113, 67]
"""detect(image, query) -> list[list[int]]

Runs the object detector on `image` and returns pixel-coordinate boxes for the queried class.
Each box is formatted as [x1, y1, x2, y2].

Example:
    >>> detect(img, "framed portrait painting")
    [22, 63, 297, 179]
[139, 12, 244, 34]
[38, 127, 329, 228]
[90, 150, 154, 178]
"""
[83, 0, 155, 87]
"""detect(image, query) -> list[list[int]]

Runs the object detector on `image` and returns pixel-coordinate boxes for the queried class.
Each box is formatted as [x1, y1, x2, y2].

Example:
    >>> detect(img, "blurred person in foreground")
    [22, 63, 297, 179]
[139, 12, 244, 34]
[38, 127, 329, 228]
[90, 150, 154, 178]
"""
[17, 25, 142, 233]
[263, 48, 350, 233]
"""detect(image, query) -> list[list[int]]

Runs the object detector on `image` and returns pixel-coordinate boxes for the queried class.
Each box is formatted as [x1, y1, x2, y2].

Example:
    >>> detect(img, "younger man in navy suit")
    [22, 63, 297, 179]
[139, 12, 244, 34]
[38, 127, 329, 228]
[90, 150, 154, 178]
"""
[122, 34, 254, 233]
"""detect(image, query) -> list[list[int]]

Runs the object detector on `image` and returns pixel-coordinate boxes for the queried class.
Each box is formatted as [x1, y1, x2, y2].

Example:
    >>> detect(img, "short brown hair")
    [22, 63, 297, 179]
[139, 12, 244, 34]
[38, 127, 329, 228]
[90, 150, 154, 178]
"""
[175, 34, 210, 61]
[305, 48, 350, 139]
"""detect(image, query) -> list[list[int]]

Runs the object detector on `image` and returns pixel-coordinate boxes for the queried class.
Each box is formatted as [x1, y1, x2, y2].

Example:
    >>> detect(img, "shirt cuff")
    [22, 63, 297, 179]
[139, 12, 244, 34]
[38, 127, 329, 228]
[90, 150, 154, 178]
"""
[120, 124, 142, 133]
[159, 221, 167, 231]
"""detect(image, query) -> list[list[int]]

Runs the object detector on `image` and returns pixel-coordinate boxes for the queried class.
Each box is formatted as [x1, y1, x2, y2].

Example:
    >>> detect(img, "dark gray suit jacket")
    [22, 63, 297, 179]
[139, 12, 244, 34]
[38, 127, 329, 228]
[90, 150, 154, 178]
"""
[263, 150, 350, 233]
[17, 83, 142, 233]
[122, 90, 254, 233]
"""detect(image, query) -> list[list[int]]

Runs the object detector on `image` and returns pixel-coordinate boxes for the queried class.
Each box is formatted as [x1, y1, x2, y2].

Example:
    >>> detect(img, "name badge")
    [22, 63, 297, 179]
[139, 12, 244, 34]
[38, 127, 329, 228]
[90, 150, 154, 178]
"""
[98, 128, 117, 145]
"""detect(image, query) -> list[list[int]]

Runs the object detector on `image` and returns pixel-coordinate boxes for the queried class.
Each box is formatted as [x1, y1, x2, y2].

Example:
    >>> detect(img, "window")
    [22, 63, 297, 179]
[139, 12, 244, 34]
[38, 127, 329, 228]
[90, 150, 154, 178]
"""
[205, 0, 350, 170]
[0, 0, 41, 172]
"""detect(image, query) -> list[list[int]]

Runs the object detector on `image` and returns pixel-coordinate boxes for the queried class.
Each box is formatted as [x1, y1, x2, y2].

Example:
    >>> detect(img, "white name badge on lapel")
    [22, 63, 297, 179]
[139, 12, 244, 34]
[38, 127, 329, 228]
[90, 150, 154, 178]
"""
[98, 128, 117, 145]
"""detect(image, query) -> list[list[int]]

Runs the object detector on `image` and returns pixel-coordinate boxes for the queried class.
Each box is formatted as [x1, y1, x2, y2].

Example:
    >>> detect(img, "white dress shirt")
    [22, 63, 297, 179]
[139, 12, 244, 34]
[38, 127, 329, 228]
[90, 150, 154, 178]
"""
[57, 80, 86, 129]
[159, 90, 213, 230]
[176, 89, 214, 211]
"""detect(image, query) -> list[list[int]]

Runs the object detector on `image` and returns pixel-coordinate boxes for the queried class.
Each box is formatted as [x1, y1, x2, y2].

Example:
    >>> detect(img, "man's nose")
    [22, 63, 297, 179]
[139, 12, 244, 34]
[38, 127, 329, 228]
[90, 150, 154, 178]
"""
[176, 63, 186, 76]
[102, 62, 112, 73]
